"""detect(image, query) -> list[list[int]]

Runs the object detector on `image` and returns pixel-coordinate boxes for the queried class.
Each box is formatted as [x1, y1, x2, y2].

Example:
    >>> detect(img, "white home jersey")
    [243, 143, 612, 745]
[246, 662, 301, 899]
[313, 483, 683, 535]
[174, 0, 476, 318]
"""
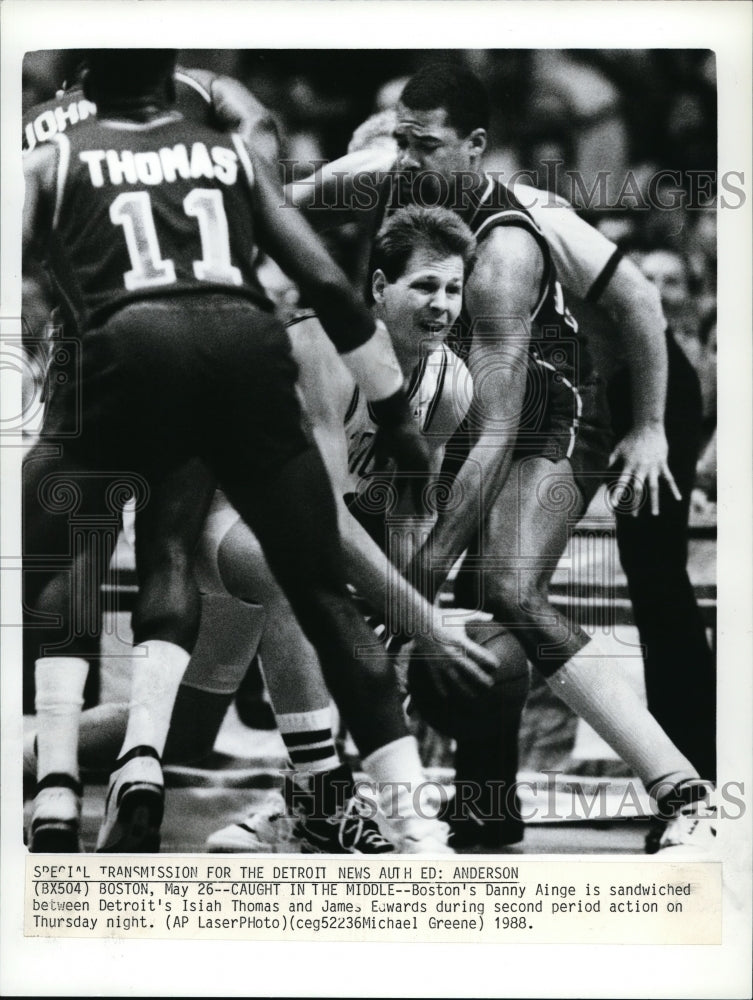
[344, 341, 473, 491]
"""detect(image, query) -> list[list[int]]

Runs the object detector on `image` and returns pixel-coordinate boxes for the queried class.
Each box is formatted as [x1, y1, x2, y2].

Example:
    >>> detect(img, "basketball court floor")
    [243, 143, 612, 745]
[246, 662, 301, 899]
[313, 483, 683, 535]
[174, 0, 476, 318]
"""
[21, 491, 714, 857]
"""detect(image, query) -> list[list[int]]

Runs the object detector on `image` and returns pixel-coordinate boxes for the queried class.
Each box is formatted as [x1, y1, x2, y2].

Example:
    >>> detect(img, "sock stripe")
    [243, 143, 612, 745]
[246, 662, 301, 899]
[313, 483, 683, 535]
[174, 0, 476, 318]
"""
[281, 729, 332, 748]
[35, 772, 83, 796]
[289, 746, 340, 765]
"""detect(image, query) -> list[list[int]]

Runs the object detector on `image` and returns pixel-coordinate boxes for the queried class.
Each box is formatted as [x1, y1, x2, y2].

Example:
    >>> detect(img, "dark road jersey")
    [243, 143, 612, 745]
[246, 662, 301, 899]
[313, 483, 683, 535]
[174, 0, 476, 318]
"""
[454, 175, 592, 389]
[370, 172, 592, 392]
[47, 114, 269, 329]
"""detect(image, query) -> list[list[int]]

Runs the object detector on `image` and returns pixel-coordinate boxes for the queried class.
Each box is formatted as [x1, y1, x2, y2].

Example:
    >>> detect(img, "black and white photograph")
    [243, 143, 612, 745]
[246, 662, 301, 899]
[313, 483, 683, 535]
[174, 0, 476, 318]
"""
[1, 1, 751, 997]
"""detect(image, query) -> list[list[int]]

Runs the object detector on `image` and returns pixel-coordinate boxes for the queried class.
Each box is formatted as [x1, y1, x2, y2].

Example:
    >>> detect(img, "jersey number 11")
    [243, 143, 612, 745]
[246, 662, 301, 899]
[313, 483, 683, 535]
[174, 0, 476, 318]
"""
[110, 188, 242, 290]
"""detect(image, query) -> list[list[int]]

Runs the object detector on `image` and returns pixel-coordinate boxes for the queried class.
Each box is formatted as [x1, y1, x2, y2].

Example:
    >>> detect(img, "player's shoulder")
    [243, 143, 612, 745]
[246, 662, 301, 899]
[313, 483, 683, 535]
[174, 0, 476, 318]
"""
[509, 179, 573, 211]
[176, 66, 269, 120]
[174, 66, 215, 101]
[473, 220, 545, 269]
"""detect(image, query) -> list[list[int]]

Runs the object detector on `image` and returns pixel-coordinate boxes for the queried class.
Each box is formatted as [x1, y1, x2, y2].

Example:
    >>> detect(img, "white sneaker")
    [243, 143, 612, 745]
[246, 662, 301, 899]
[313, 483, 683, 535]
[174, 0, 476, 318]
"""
[29, 774, 83, 853]
[377, 781, 454, 854]
[96, 746, 164, 853]
[657, 787, 717, 857]
[399, 819, 455, 855]
[207, 792, 296, 852]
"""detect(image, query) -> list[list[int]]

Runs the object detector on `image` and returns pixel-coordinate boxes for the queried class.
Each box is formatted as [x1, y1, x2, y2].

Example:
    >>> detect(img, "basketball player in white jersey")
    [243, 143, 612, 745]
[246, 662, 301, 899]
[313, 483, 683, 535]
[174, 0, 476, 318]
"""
[202, 205, 482, 852]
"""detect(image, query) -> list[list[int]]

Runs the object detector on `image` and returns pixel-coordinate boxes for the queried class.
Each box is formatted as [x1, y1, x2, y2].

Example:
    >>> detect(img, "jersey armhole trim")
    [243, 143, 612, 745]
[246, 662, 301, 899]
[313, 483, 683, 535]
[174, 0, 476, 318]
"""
[174, 70, 212, 103]
[51, 132, 70, 231]
[231, 133, 255, 189]
[422, 346, 449, 433]
[585, 246, 623, 303]
[473, 211, 552, 319]
[474, 208, 543, 242]
[344, 386, 361, 425]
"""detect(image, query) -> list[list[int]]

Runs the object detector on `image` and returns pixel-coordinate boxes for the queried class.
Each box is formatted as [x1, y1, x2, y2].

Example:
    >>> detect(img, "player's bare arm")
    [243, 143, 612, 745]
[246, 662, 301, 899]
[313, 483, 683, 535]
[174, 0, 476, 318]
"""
[515, 191, 678, 515]
[600, 255, 681, 514]
[244, 142, 432, 488]
[283, 148, 390, 233]
[247, 144, 389, 356]
[290, 321, 497, 689]
[406, 225, 544, 601]
[202, 71, 282, 167]
[22, 141, 58, 258]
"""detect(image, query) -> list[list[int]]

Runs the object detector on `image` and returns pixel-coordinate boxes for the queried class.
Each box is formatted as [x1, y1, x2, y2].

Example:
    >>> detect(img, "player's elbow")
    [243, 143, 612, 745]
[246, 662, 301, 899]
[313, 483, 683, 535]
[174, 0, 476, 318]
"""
[609, 261, 667, 332]
[634, 277, 665, 325]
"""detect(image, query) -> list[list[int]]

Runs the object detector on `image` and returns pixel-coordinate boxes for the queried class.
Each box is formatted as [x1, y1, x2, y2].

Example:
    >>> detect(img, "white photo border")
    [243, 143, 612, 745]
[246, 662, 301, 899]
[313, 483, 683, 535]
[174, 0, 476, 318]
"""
[1, 1, 751, 997]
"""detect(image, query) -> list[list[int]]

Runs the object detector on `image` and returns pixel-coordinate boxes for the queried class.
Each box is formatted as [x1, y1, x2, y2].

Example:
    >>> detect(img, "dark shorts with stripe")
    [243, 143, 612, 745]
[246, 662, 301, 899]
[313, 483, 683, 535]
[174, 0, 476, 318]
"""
[515, 356, 613, 507]
[443, 352, 613, 508]
[41, 292, 309, 479]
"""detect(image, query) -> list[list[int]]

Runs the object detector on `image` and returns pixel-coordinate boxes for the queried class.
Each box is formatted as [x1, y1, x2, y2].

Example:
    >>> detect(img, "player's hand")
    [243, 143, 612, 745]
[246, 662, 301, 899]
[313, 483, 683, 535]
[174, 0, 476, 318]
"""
[410, 612, 499, 699]
[609, 423, 681, 517]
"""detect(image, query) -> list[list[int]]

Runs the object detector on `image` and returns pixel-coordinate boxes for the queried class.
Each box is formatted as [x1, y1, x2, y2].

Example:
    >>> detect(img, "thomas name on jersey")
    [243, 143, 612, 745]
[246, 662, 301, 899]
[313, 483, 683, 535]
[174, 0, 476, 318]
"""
[24, 98, 97, 151]
[77, 142, 240, 188]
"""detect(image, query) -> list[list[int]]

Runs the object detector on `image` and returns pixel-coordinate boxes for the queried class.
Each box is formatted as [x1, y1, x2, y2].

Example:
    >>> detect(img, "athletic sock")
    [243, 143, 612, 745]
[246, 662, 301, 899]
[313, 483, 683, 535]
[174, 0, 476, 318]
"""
[119, 640, 190, 759]
[277, 708, 341, 775]
[363, 735, 446, 830]
[285, 761, 357, 819]
[545, 640, 699, 792]
[34, 657, 89, 781]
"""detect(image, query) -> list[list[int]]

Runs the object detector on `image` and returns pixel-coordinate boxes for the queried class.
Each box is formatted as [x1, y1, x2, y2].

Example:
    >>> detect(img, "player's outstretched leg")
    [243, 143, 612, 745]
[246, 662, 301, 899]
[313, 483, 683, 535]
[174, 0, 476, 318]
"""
[220, 445, 451, 853]
[202, 517, 391, 854]
[23, 443, 118, 852]
[97, 460, 214, 853]
[481, 456, 715, 854]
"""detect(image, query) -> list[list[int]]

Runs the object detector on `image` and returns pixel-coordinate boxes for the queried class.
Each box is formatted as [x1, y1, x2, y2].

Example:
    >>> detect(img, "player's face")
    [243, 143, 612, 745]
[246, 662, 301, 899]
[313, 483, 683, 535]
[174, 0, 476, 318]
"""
[373, 247, 464, 355]
[638, 250, 689, 318]
[393, 104, 481, 182]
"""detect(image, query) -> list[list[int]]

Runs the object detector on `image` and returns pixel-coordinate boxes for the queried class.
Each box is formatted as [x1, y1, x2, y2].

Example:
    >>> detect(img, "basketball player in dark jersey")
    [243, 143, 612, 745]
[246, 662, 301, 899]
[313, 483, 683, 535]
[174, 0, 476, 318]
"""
[288, 66, 715, 853]
[22, 49, 441, 853]
[21, 62, 283, 753]
[21, 60, 285, 837]
[294, 108, 716, 848]
[391, 68, 714, 852]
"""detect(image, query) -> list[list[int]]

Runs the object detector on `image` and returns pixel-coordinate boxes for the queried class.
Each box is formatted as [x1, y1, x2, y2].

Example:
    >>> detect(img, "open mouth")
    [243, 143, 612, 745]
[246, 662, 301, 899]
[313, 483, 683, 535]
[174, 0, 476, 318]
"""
[421, 320, 446, 336]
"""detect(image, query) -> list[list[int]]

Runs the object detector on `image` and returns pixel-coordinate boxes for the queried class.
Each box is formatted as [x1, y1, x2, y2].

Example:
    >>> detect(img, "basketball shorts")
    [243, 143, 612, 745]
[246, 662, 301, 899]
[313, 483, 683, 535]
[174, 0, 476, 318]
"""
[41, 293, 310, 479]
[442, 353, 613, 508]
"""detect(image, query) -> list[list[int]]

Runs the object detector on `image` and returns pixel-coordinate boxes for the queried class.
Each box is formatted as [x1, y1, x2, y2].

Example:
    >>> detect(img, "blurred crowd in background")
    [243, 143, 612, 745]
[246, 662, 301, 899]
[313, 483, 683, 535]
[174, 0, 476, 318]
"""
[22, 48, 718, 506]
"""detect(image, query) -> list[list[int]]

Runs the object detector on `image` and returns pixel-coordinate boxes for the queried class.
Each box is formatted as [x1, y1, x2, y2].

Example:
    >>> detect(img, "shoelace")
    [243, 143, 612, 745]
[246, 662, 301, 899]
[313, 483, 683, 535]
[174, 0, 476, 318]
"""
[338, 797, 391, 850]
